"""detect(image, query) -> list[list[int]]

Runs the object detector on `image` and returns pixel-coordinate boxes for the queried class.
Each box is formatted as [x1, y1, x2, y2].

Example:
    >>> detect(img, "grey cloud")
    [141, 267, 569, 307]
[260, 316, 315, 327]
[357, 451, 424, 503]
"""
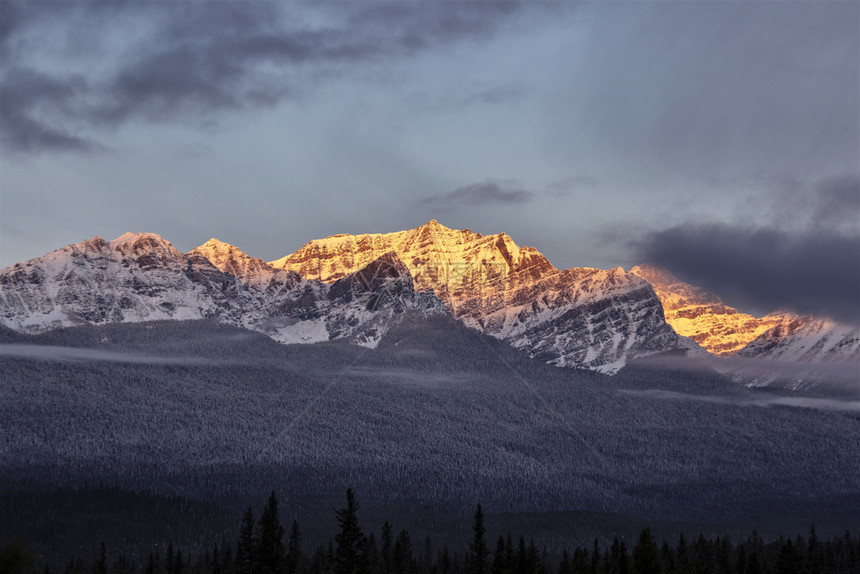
[464, 84, 526, 105]
[758, 174, 860, 234]
[634, 223, 860, 322]
[809, 175, 860, 232]
[423, 179, 534, 207]
[545, 176, 599, 197]
[0, 66, 98, 153]
[348, 2, 524, 51]
[563, 2, 858, 183]
[1, 1, 539, 153]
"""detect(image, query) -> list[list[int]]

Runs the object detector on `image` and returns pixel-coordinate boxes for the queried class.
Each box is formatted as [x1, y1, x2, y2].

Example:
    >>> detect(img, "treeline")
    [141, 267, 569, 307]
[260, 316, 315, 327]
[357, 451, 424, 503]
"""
[3, 489, 859, 574]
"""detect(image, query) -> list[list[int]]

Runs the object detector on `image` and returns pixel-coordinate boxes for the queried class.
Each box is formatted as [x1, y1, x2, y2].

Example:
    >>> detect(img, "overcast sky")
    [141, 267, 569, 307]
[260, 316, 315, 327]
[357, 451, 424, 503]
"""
[1, 1, 857, 321]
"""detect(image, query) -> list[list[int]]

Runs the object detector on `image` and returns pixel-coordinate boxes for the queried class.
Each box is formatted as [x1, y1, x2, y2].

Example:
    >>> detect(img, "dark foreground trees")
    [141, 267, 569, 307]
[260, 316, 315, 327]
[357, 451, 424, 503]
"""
[334, 488, 368, 574]
[5, 490, 860, 574]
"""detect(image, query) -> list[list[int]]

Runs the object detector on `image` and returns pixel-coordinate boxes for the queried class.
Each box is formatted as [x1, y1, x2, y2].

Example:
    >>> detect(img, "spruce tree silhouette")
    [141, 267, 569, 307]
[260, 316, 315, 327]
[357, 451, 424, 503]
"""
[256, 491, 286, 574]
[466, 504, 489, 574]
[335, 488, 369, 574]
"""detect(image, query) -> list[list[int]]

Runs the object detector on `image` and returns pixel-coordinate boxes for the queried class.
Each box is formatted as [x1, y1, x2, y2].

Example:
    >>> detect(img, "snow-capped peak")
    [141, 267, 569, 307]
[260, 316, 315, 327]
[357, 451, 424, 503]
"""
[188, 238, 304, 294]
[108, 232, 188, 268]
[267, 221, 691, 372]
[630, 264, 802, 357]
[0, 224, 700, 373]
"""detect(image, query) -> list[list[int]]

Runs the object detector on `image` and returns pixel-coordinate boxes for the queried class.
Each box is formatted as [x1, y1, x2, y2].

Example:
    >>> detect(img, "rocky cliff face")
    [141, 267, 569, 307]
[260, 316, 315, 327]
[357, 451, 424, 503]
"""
[273, 221, 697, 372]
[0, 233, 249, 332]
[270, 219, 556, 312]
[190, 238, 306, 295]
[711, 318, 860, 389]
[737, 318, 860, 363]
[630, 264, 798, 356]
[0, 234, 441, 348]
[629, 264, 859, 388]
[2, 223, 854, 380]
[0, 222, 696, 373]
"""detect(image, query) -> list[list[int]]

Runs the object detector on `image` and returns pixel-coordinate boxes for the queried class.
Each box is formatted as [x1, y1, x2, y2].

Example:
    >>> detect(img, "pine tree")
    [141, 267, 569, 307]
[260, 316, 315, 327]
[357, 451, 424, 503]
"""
[632, 528, 661, 574]
[745, 551, 763, 574]
[558, 550, 572, 574]
[590, 541, 600, 574]
[393, 530, 414, 574]
[288, 520, 303, 574]
[806, 526, 820, 574]
[0, 540, 35, 574]
[222, 538, 235, 574]
[492, 537, 508, 574]
[505, 534, 515, 574]
[466, 505, 489, 574]
[382, 521, 394, 574]
[145, 550, 160, 574]
[213, 542, 223, 574]
[365, 533, 382, 574]
[424, 536, 434, 572]
[516, 537, 535, 574]
[236, 508, 256, 574]
[675, 535, 691, 574]
[94, 543, 108, 574]
[526, 540, 543, 574]
[572, 548, 589, 574]
[777, 538, 802, 574]
[256, 491, 287, 574]
[174, 549, 185, 574]
[335, 488, 368, 574]
[714, 538, 732, 574]
[438, 547, 453, 574]
[660, 542, 675, 574]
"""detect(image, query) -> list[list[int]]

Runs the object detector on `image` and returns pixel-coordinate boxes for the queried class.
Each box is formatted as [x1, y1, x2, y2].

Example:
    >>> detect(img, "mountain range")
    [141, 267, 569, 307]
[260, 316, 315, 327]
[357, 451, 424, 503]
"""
[1, 220, 857, 379]
[2, 221, 859, 556]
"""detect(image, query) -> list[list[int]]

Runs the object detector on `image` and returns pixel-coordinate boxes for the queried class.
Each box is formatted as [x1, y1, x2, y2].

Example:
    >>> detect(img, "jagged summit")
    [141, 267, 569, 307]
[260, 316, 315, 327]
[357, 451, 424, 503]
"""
[109, 231, 171, 247]
[630, 264, 800, 356]
[1, 223, 855, 378]
[265, 222, 690, 372]
[198, 237, 232, 248]
[0, 223, 692, 373]
[268, 220, 556, 291]
[189, 238, 277, 282]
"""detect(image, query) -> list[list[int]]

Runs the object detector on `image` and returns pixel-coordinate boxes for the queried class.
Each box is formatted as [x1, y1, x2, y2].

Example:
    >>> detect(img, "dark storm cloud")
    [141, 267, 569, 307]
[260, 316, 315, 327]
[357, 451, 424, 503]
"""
[636, 224, 859, 322]
[0, 66, 98, 153]
[634, 173, 860, 322]
[0, 1, 537, 153]
[423, 179, 534, 207]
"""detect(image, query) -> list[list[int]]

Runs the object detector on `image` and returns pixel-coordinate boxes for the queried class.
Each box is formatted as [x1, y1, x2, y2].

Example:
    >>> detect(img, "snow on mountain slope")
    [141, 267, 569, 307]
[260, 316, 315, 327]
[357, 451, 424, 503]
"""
[630, 264, 798, 356]
[738, 317, 860, 363]
[190, 238, 306, 295]
[323, 252, 445, 347]
[271, 219, 556, 312]
[188, 240, 444, 345]
[272, 220, 698, 372]
[726, 319, 860, 389]
[0, 234, 441, 348]
[0, 233, 251, 332]
[627, 265, 859, 388]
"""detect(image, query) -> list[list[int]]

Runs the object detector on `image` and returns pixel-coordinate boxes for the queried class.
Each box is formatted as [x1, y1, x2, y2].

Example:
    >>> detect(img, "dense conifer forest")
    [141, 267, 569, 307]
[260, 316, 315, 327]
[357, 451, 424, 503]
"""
[3, 490, 858, 574]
